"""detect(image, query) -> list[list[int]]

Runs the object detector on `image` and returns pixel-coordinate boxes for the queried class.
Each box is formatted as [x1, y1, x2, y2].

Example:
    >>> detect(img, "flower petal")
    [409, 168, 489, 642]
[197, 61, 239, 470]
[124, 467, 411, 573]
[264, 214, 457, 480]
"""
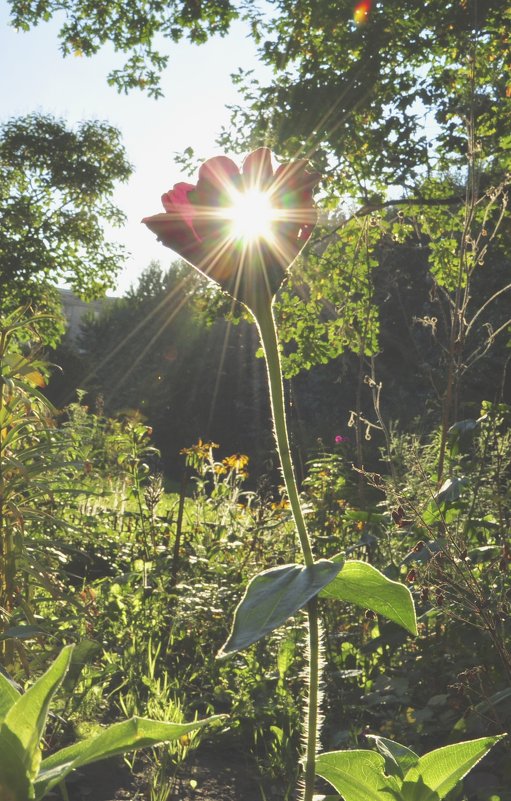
[142, 212, 201, 252]
[162, 182, 197, 228]
[273, 161, 321, 201]
[242, 147, 274, 189]
[196, 156, 240, 203]
[144, 149, 320, 311]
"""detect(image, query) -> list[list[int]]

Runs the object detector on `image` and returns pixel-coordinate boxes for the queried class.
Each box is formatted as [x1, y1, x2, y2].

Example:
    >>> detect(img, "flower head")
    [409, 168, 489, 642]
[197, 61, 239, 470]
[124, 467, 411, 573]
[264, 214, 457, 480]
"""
[143, 148, 320, 312]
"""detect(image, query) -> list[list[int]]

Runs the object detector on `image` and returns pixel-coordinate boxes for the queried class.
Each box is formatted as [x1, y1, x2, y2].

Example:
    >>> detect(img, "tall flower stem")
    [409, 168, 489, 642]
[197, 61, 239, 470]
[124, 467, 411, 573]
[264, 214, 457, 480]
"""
[254, 299, 313, 567]
[254, 296, 319, 801]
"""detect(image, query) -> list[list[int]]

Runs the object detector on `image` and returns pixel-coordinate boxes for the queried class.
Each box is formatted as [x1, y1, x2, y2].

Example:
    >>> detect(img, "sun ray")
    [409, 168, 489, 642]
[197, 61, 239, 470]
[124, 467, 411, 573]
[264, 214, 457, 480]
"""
[225, 188, 276, 242]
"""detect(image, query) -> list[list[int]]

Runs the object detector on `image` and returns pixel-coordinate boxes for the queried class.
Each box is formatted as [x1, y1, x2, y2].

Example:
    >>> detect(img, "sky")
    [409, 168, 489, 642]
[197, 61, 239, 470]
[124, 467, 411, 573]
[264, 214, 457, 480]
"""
[0, 1, 268, 295]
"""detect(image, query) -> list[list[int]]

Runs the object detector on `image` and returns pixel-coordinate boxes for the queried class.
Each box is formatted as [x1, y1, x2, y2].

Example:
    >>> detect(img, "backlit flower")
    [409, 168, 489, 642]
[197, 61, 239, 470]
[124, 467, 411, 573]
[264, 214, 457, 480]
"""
[143, 148, 320, 311]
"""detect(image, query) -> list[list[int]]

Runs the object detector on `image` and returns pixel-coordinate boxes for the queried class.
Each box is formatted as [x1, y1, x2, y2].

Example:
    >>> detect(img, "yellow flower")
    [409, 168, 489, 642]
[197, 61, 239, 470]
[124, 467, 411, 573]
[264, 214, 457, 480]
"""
[223, 453, 250, 471]
[180, 438, 219, 459]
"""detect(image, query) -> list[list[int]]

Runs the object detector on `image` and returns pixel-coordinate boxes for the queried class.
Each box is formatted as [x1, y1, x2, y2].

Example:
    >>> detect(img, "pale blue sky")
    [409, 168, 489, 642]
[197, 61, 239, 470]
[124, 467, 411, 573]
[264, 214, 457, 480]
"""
[0, 1, 268, 294]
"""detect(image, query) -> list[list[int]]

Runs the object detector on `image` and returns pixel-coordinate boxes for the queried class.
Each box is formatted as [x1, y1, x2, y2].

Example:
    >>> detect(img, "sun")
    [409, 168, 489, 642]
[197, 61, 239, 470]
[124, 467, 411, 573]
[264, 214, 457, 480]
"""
[225, 188, 276, 242]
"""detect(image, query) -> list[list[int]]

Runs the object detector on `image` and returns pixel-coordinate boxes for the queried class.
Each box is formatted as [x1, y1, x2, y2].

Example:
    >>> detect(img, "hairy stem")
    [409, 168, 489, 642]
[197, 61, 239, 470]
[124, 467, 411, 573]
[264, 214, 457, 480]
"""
[303, 597, 320, 801]
[253, 298, 318, 801]
[255, 299, 313, 567]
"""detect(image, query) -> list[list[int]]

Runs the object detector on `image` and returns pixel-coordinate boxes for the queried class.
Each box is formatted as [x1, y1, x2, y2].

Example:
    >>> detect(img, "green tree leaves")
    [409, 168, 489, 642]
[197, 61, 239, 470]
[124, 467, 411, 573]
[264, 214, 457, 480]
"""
[7, 0, 239, 97]
[0, 113, 132, 325]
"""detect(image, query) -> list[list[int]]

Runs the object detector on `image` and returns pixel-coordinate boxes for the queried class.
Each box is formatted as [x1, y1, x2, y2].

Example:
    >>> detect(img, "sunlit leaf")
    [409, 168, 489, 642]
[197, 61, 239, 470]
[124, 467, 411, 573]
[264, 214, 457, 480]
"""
[366, 734, 419, 778]
[218, 560, 343, 657]
[401, 735, 506, 801]
[35, 715, 225, 799]
[316, 749, 401, 801]
[319, 560, 417, 635]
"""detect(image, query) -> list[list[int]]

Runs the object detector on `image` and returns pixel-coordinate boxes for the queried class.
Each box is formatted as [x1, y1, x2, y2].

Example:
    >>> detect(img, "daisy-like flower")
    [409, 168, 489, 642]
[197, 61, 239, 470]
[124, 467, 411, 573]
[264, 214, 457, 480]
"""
[143, 148, 320, 312]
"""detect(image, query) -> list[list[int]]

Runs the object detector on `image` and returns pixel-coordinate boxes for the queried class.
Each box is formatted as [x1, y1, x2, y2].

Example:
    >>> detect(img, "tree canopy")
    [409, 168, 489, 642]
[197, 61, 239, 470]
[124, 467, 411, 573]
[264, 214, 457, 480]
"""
[8, 0, 239, 97]
[9, 1, 510, 193]
[221, 0, 511, 198]
[0, 113, 132, 335]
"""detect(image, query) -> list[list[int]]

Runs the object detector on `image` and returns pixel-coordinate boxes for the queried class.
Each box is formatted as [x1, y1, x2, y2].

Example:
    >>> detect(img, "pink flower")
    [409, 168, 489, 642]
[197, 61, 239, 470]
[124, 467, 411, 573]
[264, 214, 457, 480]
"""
[335, 435, 348, 444]
[143, 148, 320, 311]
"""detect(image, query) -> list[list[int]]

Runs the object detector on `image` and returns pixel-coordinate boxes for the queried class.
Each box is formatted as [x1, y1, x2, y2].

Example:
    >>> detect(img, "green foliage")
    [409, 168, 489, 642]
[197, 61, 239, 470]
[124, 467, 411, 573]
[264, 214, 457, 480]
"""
[319, 560, 417, 636]
[218, 560, 343, 657]
[7, 0, 239, 97]
[0, 644, 222, 801]
[68, 262, 274, 473]
[276, 215, 381, 377]
[0, 113, 132, 336]
[0, 309, 64, 662]
[316, 735, 504, 801]
[223, 1, 511, 194]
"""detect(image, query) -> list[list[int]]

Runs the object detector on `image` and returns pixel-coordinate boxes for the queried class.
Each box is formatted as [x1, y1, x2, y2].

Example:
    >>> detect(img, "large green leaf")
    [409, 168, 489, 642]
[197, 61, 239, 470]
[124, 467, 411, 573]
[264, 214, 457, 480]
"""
[35, 715, 224, 800]
[401, 735, 505, 801]
[1, 646, 73, 783]
[315, 749, 400, 801]
[0, 669, 20, 723]
[0, 733, 30, 801]
[218, 560, 343, 657]
[319, 560, 417, 635]
[366, 734, 419, 778]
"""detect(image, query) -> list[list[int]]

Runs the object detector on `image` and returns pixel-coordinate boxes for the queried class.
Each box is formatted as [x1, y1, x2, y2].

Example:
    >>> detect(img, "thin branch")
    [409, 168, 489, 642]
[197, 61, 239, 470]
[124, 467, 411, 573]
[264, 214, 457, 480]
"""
[314, 194, 465, 245]
[466, 282, 511, 338]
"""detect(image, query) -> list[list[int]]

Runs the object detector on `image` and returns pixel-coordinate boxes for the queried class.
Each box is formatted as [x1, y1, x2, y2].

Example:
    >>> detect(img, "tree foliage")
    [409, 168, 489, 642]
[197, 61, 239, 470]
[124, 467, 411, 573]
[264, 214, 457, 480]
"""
[59, 262, 273, 472]
[0, 113, 132, 324]
[222, 0, 511, 196]
[8, 0, 240, 97]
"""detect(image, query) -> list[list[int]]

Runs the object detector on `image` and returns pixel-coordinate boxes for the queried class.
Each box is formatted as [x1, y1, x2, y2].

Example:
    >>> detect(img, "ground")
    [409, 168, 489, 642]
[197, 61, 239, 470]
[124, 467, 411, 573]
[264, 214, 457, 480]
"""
[58, 746, 277, 801]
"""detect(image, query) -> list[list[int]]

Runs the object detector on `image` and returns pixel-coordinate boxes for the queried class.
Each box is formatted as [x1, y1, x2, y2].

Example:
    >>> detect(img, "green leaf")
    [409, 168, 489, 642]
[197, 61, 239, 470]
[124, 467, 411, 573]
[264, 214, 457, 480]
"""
[319, 560, 417, 635]
[1, 646, 73, 784]
[0, 625, 47, 642]
[0, 669, 20, 723]
[401, 735, 506, 801]
[62, 639, 101, 693]
[35, 715, 224, 799]
[315, 749, 401, 801]
[313, 796, 341, 801]
[434, 477, 468, 506]
[218, 560, 343, 657]
[366, 734, 419, 778]
[0, 734, 30, 801]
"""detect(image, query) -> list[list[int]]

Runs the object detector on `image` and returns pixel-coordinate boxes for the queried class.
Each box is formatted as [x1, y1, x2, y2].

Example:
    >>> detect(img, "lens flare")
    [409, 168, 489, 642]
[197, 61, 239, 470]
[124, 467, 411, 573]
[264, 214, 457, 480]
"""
[354, 0, 371, 26]
[226, 188, 275, 242]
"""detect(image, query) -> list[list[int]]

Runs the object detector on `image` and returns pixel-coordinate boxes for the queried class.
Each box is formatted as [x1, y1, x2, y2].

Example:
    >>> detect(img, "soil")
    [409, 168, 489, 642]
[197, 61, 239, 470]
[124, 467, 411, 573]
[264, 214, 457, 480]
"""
[53, 746, 279, 801]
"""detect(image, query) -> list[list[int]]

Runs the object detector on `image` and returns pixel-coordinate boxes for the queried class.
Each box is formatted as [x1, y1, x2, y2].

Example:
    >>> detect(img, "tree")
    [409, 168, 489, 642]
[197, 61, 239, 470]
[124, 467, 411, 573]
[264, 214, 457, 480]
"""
[0, 113, 132, 341]
[222, 1, 511, 196]
[7, 0, 239, 97]
[53, 262, 273, 475]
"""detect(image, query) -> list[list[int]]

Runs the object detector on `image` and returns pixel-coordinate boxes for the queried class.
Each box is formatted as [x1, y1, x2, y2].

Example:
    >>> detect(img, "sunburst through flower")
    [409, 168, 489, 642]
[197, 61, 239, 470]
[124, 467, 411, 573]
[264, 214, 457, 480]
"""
[225, 187, 276, 243]
[143, 148, 320, 312]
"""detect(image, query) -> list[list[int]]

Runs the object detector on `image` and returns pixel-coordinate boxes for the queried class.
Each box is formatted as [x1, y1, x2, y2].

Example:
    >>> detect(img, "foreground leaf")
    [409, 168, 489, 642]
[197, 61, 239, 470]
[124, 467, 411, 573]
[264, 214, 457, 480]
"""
[366, 734, 419, 778]
[0, 669, 20, 723]
[218, 560, 343, 657]
[316, 749, 400, 801]
[3, 646, 73, 777]
[35, 715, 224, 799]
[319, 560, 417, 635]
[401, 735, 505, 801]
[0, 646, 74, 801]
